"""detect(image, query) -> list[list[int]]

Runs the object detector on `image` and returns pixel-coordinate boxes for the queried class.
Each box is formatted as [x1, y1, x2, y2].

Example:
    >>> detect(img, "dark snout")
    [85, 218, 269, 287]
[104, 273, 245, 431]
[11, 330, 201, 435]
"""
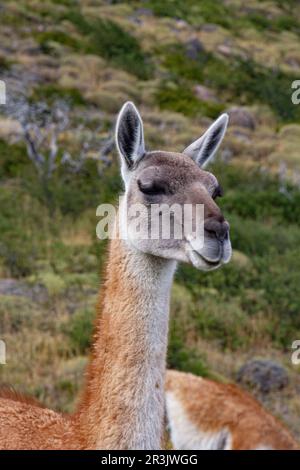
[204, 217, 230, 242]
[200, 214, 231, 264]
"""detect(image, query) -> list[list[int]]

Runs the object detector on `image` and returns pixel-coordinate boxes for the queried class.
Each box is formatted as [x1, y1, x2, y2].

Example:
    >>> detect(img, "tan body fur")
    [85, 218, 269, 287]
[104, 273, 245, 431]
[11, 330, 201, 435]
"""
[165, 370, 299, 450]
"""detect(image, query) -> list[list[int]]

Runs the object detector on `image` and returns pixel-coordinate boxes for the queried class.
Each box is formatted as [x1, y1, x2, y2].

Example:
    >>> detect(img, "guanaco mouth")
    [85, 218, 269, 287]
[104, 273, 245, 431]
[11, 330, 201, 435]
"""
[188, 248, 222, 269]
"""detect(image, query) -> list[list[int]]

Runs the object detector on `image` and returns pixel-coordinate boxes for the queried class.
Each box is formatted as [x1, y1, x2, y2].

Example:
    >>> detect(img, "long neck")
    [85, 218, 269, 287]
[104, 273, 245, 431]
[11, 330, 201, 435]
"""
[76, 235, 176, 449]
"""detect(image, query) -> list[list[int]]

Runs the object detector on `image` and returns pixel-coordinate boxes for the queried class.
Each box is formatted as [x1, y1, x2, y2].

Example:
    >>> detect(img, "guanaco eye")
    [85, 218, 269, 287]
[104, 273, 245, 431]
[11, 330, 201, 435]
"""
[137, 179, 166, 196]
[212, 185, 223, 200]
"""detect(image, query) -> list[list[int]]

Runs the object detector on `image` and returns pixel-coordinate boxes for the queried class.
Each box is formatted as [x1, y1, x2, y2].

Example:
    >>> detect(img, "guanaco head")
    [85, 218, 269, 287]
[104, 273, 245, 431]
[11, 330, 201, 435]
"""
[115, 102, 231, 271]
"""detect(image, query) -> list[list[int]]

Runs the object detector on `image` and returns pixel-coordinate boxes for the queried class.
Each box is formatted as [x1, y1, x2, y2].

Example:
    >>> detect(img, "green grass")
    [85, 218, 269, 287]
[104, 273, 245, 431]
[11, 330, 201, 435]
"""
[161, 43, 300, 122]
[155, 81, 224, 118]
[215, 58, 300, 123]
[175, 163, 300, 348]
[0, 296, 39, 334]
[0, 56, 12, 71]
[168, 327, 209, 376]
[1, 139, 300, 347]
[144, 0, 234, 29]
[155, 82, 203, 117]
[65, 307, 96, 354]
[34, 30, 81, 55]
[31, 84, 87, 106]
[49, 0, 79, 5]
[0, 139, 28, 179]
[0, 187, 49, 277]
[0, 137, 121, 276]
[144, 0, 300, 35]
[161, 44, 210, 82]
[63, 10, 152, 79]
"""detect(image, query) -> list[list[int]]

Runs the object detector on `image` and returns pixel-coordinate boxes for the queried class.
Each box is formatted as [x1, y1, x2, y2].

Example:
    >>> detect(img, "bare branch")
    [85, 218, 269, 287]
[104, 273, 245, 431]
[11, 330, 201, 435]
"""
[4, 91, 114, 182]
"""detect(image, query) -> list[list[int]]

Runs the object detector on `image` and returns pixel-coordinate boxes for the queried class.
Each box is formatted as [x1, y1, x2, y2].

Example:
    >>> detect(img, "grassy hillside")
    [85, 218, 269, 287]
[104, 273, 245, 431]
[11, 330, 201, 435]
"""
[0, 0, 300, 439]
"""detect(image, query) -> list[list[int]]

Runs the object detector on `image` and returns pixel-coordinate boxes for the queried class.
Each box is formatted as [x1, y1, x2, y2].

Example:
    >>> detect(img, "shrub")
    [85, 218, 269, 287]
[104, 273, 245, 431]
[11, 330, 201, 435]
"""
[222, 190, 300, 225]
[0, 56, 11, 71]
[168, 283, 209, 374]
[256, 249, 300, 346]
[66, 307, 95, 354]
[155, 81, 202, 117]
[146, 0, 300, 34]
[0, 296, 39, 334]
[0, 139, 28, 179]
[34, 30, 81, 55]
[162, 44, 208, 82]
[49, 0, 79, 5]
[162, 42, 300, 122]
[205, 58, 300, 123]
[273, 15, 300, 32]
[246, 13, 271, 31]
[0, 187, 49, 277]
[175, 161, 300, 348]
[45, 161, 121, 217]
[145, 0, 233, 28]
[192, 291, 256, 350]
[31, 84, 86, 106]
[38, 272, 66, 297]
[168, 323, 209, 376]
[64, 11, 152, 79]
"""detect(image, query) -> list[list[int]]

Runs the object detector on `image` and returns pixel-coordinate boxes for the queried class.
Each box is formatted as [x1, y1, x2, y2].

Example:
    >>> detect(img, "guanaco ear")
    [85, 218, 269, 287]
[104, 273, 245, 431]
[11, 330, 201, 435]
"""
[183, 114, 228, 168]
[116, 102, 145, 174]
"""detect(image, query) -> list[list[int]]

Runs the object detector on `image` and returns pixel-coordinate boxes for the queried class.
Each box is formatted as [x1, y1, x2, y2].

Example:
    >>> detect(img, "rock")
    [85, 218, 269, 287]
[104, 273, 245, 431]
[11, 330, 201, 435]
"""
[284, 56, 300, 70]
[227, 107, 256, 130]
[237, 359, 289, 394]
[22, 45, 41, 56]
[201, 23, 218, 32]
[217, 44, 233, 57]
[129, 16, 142, 25]
[194, 85, 218, 103]
[0, 117, 22, 140]
[135, 8, 153, 17]
[185, 38, 204, 60]
[175, 19, 189, 30]
[231, 129, 251, 144]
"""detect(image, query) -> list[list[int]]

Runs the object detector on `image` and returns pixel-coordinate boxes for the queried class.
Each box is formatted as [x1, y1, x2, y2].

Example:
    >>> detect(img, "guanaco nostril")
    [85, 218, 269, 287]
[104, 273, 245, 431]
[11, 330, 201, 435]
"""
[204, 219, 229, 242]
[216, 223, 229, 242]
